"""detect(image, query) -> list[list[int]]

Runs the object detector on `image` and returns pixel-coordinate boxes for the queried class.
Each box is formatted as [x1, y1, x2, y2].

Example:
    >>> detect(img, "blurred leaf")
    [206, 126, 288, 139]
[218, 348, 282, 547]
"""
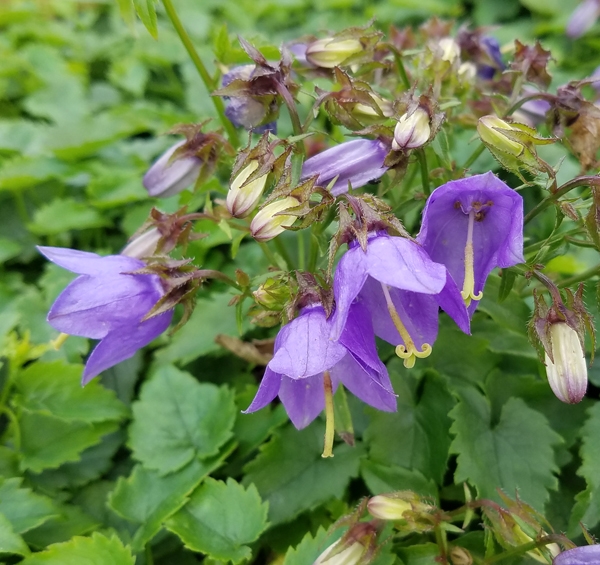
[166, 478, 269, 563]
[14, 360, 128, 423]
[0, 157, 67, 192]
[18, 410, 118, 473]
[283, 527, 332, 565]
[128, 365, 236, 475]
[360, 460, 438, 499]
[243, 422, 363, 525]
[0, 237, 22, 263]
[134, 0, 159, 39]
[575, 403, 600, 531]
[450, 388, 562, 510]
[364, 369, 454, 485]
[0, 512, 30, 556]
[19, 532, 135, 565]
[109, 445, 233, 552]
[28, 198, 109, 236]
[0, 478, 57, 534]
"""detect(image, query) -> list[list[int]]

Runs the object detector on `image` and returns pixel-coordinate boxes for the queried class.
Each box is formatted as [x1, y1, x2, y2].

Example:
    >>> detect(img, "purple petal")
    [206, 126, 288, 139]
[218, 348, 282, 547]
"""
[338, 301, 384, 373]
[567, 0, 600, 38]
[243, 368, 282, 414]
[330, 354, 396, 412]
[436, 272, 471, 333]
[331, 247, 369, 340]
[554, 546, 600, 565]
[279, 373, 329, 429]
[82, 310, 173, 383]
[38, 246, 144, 276]
[268, 306, 347, 378]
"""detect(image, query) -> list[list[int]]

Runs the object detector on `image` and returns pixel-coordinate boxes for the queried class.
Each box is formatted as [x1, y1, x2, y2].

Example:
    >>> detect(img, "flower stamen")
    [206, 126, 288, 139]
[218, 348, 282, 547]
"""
[51, 333, 69, 350]
[380, 283, 432, 368]
[322, 371, 335, 458]
[461, 209, 484, 306]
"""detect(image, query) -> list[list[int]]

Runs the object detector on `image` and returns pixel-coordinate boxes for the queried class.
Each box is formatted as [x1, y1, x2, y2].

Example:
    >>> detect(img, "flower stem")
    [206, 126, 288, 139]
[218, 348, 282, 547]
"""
[416, 149, 430, 196]
[558, 264, 600, 288]
[461, 144, 485, 170]
[322, 372, 335, 458]
[161, 0, 239, 146]
[392, 50, 411, 90]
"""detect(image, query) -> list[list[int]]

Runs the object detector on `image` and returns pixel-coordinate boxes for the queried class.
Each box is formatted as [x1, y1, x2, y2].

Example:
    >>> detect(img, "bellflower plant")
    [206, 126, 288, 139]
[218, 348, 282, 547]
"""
[417, 172, 524, 314]
[38, 247, 173, 384]
[301, 139, 388, 196]
[332, 233, 470, 368]
[244, 301, 396, 454]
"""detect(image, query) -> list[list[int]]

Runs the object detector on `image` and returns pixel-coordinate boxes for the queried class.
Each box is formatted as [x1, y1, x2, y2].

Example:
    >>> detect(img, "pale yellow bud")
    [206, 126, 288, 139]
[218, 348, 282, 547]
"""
[477, 116, 523, 155]
[367, 495, 412, 520]
[392, 108, 431, 151]
[121, 228, 161, 258]
[439, 37, 460, 63]
[250, 197, 299, 242]
[227, 161, 269, 218]
[306, 38, 364, 69]
[313, 540, 364, 565]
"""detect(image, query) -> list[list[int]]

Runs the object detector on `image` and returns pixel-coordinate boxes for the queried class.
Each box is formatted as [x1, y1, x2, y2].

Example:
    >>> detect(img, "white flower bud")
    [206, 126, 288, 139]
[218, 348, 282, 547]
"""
[477, 115, 523, 155]
[545, 322, 587, 404]
[306, 38, 363, 69]
[367, 495, 412, 520]
[458, 62, 477, 83]
[313, 540, 364, 565]
[438, 37, 460, 64]
[250, 197, 299, 242]
[392, 108, 431, 151]
[121, 228, 161, 258]
[227, 161, 268, 218]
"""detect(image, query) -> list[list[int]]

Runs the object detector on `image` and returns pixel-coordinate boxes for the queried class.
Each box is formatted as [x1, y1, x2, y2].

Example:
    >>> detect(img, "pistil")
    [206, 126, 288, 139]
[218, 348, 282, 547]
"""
[51, 333, 69, 350]
[380, 283, 432, 368]
[322, 371, 335, 458]
[461, 209, 484, 306]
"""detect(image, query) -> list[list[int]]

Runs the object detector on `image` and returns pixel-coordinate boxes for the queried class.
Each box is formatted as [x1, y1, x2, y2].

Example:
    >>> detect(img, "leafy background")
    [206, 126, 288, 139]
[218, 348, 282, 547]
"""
[0, 0, 599, 563]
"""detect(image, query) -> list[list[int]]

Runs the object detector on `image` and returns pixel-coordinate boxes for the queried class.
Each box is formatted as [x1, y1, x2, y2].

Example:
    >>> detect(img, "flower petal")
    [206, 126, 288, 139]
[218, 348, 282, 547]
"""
[38, 246, 144, 276]
[243, 368, 282, 414]
[338, 301, 383, 373]
[279, 373, 328, 429]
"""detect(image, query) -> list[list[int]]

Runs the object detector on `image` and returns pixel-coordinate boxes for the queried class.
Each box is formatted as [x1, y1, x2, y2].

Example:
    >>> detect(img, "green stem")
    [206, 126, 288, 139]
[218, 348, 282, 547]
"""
[297, 230, 305, 271]
[523, 227, 580, 255]
[558, 264, 600, 288]
[416, 149, 430, 196]
[13, 191, 29, 223]
[461, 144, 485, 170]
[274, 237, 295, 270]
[524, 176, 600, 224]
[195, 269, 239, 289]
[145, 544, 154, 565]
[161, 0, 239, 146]
[258, 242, 280, 267]
[275, 82, 304, 143]
[392, 50, 411, 90]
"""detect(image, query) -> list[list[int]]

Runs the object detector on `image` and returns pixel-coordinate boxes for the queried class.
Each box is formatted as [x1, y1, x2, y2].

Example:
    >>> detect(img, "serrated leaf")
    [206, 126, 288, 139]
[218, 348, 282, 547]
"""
[0, 477, 57, 534]
[166, 478, 268, 564]
[360, 460, 438, 499]
[575, 403, 600, 530]
[133, 0, 158, 39]
[109, 444, 234, 553]
[364, 369, 454, 485]
[283, 527, 332, 565]
[28, 198, 109, 236]
[19, 532, 135, 565]
[19, 410, 118, 473]
[15, 361, 128, 423]
[0, 512, 30, 556]
[129, 365, 236, 475]
[243, 422, 364, 525]
[449, 389, 561, 510]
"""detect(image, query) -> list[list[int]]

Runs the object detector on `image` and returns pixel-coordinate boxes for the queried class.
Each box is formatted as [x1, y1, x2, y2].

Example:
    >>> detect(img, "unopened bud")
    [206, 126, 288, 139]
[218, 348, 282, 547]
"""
[313, 540, 364, 565]
[353, 95, 394, 120]
[458, 62, 477, 83]
[438, 37, 460, 64]
[121, 228, 161, 258]
[254, 277, 290, 310]
[545, 322, 587, 404]
[306, 38, 363, 69]
[511, 526, 560, 563]
[367, 495, 412, 520]
[477, 116, 523, 155]
[449, 547, 472, 565]
[227, 161, 269, 218]
[250, 197, 299, 242]
[392, 107, 431, 151]
[143, 141, 202, 198]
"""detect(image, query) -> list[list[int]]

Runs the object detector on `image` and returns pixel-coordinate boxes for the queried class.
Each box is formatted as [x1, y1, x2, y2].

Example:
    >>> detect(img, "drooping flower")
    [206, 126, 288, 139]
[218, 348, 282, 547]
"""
[143, 141, 202, 198]
[301, 139, 388, 196]
[244, 302, 396, 432]
[554, 545, 600, 565]
[38, 246, 173, 384]
[417, 172, 524, 314]
[332, 233, 470, 368]
[121, 228, 161, 258]
[567, 0, 600, 38]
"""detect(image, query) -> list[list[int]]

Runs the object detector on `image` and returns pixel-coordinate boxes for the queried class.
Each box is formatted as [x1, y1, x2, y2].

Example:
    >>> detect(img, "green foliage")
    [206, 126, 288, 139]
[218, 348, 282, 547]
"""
[166, 478, 269, 563]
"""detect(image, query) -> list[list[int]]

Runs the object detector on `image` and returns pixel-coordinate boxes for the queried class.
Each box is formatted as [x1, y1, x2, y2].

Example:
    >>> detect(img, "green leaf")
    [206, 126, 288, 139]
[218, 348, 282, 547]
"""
[14, 361, 128, 423]
[364, 368, 455, 485]
[0, 477, 57, 534]
[155, 292, 249, 366]
[575, 403, 600, 530]
[166, 478, 269, 564]
[243, 422, 364, 525]
[28, 198, 109, 236]
[449, 388, 562, 510]
[133, 0, 158, 39]
[0, 156, 67, 192]
[19, 532, 135, 565]
[128, 365, 236, 475]
[282, 527, 332, 565]
[0, 512, 30, 556]
[19, 410, 118, 473]
[360, 460, 438, 499]
[115, 0, 135, 25]
[109, 445, 234, 552]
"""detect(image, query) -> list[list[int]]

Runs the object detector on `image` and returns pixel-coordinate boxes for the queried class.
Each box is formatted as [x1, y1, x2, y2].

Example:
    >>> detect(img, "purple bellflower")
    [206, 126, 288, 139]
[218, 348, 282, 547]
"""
[567, 0, 600, 38]
[478, 36, 505, 79]
[38, 246, 173, 384]
[332, 233, 470, 369]
[301, 139, 389, 196]
[554, 545, 600, 565]
[417, 172, 524, 315]
[244, 302, 396, 432]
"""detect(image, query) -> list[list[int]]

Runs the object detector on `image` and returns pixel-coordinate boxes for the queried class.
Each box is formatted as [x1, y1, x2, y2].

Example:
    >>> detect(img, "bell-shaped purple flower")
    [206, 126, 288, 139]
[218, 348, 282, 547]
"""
[244, 302, 396, 430]
[554, 545, 600, 565]
[478, 36, 505, 79]
[301, 139, 389, 196]
[332, 233, 470, 369]
[38, 247, 173, 384]
[567, 0, 600, 38]
[417, 172, 524, 315]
